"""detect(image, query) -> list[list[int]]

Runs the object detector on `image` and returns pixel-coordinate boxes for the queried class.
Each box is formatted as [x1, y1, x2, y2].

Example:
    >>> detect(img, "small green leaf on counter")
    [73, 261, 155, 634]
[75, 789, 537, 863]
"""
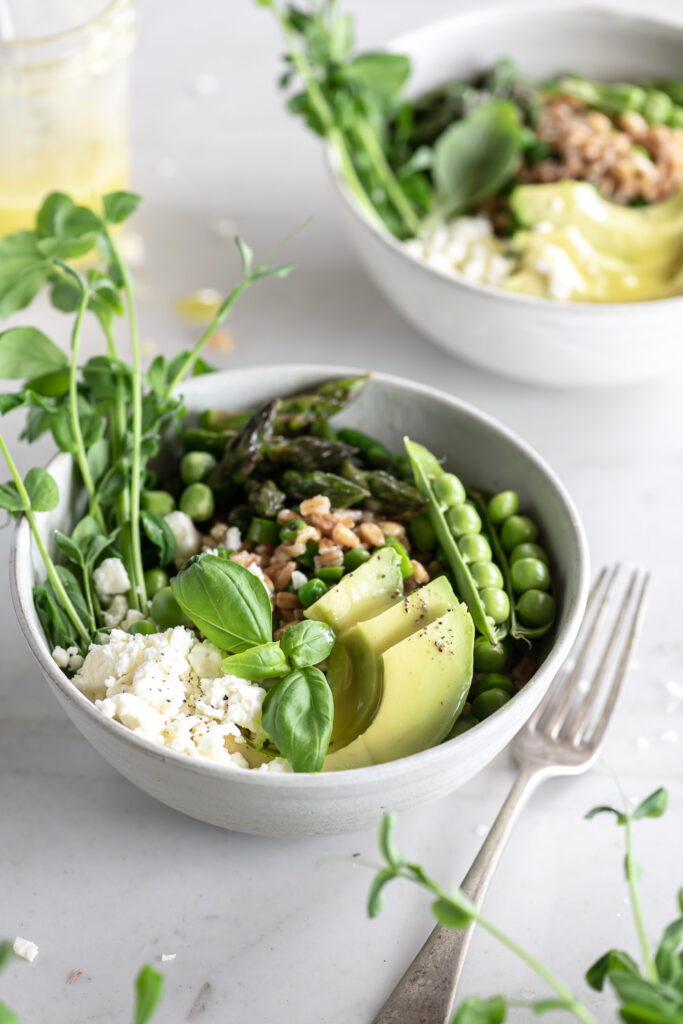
[133, 964, 164, 1024]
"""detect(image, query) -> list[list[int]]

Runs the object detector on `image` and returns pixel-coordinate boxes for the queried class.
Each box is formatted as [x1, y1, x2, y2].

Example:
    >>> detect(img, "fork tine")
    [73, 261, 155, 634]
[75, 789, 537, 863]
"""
[571, 571, 650, 748]
[524, 567, 610, 732]
[564, 568, 639, 744]
[539, 565, 621, 737]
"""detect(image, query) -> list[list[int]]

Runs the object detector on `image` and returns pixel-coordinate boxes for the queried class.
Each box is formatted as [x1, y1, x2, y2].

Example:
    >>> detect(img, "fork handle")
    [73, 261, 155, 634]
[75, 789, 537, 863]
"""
[371, 766, 549, 1024]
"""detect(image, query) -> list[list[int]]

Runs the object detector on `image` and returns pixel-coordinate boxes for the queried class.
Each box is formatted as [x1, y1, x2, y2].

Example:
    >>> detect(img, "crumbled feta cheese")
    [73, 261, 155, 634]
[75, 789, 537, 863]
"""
[13, 937, 39, 963]
[257, 758, 293, 773]
[103, 594, 129, 628]
[534, 244, 587, 300]
[122, 609, 145, 630]
[164, 510, 201, 567]
[65, 646, 83, 672]
[93, 558, 131, 599]
[405, 216, 514, 288]
[73, 628, 272, 771]
[290, 570, 307, 591]
[52, 646, 69, 669]
[161, 953, 176, 962]
[224, 526, 241, 551]
[245, 561, 270, 595]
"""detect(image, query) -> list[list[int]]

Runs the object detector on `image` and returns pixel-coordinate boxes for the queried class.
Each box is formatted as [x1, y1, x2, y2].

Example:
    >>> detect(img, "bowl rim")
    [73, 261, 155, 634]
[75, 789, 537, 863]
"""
[324, 1, 683, 315]
[10, 364, 591, 790]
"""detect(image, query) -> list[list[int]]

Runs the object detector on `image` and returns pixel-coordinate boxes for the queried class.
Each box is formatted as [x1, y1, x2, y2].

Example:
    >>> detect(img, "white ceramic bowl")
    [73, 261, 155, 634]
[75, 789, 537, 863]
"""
[327, 5, 683, 388]
[11, 366, 589, 836]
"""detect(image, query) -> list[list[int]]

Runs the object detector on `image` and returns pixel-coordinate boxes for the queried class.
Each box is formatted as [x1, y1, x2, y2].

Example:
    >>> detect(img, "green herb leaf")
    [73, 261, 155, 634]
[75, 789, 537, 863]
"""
[632, 787, 668, 821]
[171, 553, 273, 653]
[0, 1002, 18, 1024]
[280, 619, 335, 668]
[222, 642, 290, 680]
[235, 236, 254, 276]
[367, 866, 397, 918]
[24, 467, 59, 512]
[433, 100, 523, 217]
[102, 191, 142, 225]
[655, 915, 683, 982]
[378, 813, 404, 870]
[87, 437, 110, 484]
[431, 895, 475, 930]
[0, 327, 68, 379]
[133, 964, 164, 1024]
[585, 949, 640, 991]
[0, 942, 12, 972]
[0, 481, 24, 513]
[261, 665, 333, 772]
[451, 995, 507, 1023]
[345, 52, 410, 96]
[140, 510, 176, 566]
[55, 530, 86, 568]
[585, 804, 627, 824]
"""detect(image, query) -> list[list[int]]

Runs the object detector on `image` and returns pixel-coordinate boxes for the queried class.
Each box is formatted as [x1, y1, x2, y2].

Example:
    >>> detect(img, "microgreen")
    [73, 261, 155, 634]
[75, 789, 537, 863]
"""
[368, 785, 683, 1024]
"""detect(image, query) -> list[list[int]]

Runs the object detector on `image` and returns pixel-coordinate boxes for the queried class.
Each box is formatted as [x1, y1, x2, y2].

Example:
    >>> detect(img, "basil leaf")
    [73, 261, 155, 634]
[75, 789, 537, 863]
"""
[345, 52, 410, 97]
[261, 666, 333, 772]
[0, 481, 24, 513]
[141, 510, 176, 566]
[133, 964, 164, 1024]
[280, 619, 335, 668]
[222, 642, 290, 680]
[433, 100, 523, 218]
[0, 327, 67, 379]
[171, 554, 272, 653]
[0, 1001, 18, 1024]
[103, 191, 142, 225]
[24, 467, 59, 512]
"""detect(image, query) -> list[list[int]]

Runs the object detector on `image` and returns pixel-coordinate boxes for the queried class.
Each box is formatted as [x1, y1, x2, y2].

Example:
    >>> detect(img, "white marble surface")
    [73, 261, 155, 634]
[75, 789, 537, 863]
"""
[2, 0, 683, 1020]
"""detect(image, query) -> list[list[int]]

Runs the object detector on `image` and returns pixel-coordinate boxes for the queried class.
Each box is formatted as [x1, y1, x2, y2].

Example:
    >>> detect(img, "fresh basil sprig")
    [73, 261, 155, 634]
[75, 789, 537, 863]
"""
[223, 620, 335, 680]
[261, 666, 334, 773]
[223, 642, 291, 681]
[170, 554, 273, 653]
[369, 786, 682, 1024]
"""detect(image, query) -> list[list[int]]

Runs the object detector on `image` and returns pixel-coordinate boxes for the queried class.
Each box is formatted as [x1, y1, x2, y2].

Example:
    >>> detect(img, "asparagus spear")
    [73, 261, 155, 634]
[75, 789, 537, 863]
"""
[281, 469, 369, 506]
[276, 374, 369, 433]
[246, 478, 286, 518]
[210, 400, 278, 489]
[264, 435, 358, 471]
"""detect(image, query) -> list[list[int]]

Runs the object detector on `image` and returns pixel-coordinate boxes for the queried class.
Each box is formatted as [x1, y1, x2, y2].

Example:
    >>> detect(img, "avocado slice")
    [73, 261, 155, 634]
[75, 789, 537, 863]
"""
[505, 224, 683, 303]
[323, 604, 474, 771]
[511, 181, 683, 263]
[327, 575, 459, 751]
[304, 546, 403, 634]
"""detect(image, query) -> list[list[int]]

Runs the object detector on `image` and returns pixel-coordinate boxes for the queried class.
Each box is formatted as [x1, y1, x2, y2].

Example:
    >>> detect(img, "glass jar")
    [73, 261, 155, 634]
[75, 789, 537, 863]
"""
[0, 0, 137, 236]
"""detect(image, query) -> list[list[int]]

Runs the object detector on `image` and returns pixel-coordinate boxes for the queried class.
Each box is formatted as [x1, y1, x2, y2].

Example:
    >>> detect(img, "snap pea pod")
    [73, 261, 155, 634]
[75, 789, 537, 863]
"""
[404, 438, 499, 648]
[470, 490, 555, 641]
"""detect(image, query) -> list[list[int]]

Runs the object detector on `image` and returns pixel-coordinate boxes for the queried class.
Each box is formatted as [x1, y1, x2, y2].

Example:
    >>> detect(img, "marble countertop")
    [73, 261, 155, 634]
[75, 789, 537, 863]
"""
[2, 1, 682, 1020]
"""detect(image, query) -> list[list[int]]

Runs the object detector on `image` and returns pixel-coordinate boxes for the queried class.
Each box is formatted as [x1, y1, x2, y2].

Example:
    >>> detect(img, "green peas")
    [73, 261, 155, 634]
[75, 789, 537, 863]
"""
[144, 567, 169, 598]
[500, 515, 538, 552]
[433, 472, 466, 508]
[447, 716, 478, 739]
[409, 512, 436, 552]
[151, 587, 187, 628]
[247, 517, 280, 546]
[470, 672, 515, 701]
[181, 451, 217, 485]
[446, 503, 481, 538]
[472, 687, 510, 720]
[511, 557, 551, 593]
[279, 518, 306, 544]
[473, 636, 509, 673]
[458, 534, 492, 565]
[487, 490, 520, 524]
[480, 587, 510, 624]
[343, 547, 371, 571]
[509, 542, 548, 566]
[127, 620, 157, 636]
[517, 589, 556, 627]
[315, 566, 344, 584]
[179, 483, 214, 523]
[469, 561, 503, 590]
[141, 490, 175, 516]
[298, 578, 327, 608]
[384, 536, 413, 579]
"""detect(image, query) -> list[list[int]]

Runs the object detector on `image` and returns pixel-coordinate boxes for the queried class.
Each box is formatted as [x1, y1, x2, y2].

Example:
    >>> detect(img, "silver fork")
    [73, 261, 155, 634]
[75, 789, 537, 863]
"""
[371, 565, 650, 1024]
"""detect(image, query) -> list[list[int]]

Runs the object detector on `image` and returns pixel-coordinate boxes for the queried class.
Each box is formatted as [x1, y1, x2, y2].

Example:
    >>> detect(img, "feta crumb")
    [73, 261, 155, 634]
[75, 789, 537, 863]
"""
[161, 953, 176, 962]
[533, 244, 586, 301]
[93, 557, 131, 599]
[290, 570, 307, 591]
[52, 646, 69, 669]
[65, 646, 83, 672]
[224, 526, 241, 551]
[257, 758, 293, 773]
[404, 216, 514, 288]
[103, 594, 129, 628]
[164, 511, 201, 567]
[13, 937, 39, 963]
[122, 609, 145, 630]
